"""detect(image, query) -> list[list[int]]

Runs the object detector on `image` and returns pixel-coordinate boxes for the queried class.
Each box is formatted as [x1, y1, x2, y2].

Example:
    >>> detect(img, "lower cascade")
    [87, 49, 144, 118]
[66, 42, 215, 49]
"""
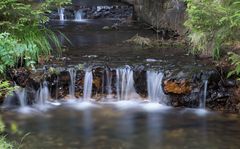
[68, 68, 76, 98]
[16, 88, 27, 107]
[83, 70, 93, 100]
[106, 69, 113, 97]
[58, 7, 65, 21]
[75, 9, 83, 22]
[199, 80, 208, 109]
[36, 81, 50, 105]
[116, 66, 139, 100]
[147, 71, 166, 103]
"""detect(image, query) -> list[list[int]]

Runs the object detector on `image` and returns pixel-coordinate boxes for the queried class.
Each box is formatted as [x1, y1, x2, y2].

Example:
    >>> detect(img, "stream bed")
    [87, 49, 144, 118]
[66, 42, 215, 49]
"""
[2, 102, 240, 149]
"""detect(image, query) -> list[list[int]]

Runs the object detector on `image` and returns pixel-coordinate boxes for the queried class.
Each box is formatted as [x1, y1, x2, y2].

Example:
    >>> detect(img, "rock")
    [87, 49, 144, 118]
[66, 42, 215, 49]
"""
[164, 79, 191, 95]
[102, 26, 111, 30]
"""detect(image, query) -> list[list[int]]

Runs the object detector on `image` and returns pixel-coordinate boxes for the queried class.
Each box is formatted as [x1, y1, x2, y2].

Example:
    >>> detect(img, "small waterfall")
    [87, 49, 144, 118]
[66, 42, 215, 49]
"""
[200, 80, 208, 109]
[147, 71, 166, 103]
[58, 7, 65, 21]
[3, 88, 27, 107]
[75, 10, 83, 22]
[83, 70, 93, 100]
[36, 81, 49, 105]
[68, 68, 76, 97]
[116, 66, 138, 100]
[16, 88, 27, 107]
[106, 69, 112, 96]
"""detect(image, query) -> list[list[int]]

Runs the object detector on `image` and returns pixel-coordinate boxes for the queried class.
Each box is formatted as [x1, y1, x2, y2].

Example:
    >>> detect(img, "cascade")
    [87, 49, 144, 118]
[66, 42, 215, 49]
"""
[36, 81, 49, 105]
[116, 66, 139, 100]
[3, 88, 27, 107]
[16, 88, 27, 107]
[58, 7, 65, 21]
[106, 69, 112, 97]
[68, 68, 76, 97]
[83, 70, 93, 100]
[147, 71, 166, 103]
[75, 9, 83, 21]
[200, 80, 208, 109]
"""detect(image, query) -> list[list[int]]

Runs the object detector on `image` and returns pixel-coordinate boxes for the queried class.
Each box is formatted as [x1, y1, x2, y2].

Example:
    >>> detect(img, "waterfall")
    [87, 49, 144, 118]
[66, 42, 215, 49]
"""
[3, 88, 27, 107]
[200, 80, 208, 109]
[106, 69, 112, 96]
[36, 81, 49, 105]
[16, 88, 27, 107]
[147, 71, 166, 103]
[116, 66, 138, 100]
[58, 7, 65, 21]
[68, 68, 76, 97]
[83, 70, 93, 100]
[75, 10, 83, 22]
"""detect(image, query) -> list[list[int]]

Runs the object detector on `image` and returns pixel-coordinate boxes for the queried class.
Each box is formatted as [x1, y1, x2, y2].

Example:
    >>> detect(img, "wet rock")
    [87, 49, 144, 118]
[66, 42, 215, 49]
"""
[133, 68, 147, 98]
[75, 70, 85, 98]
[163, 79, 191, 95]
[102, 26, 111, 30]
[8, 68, 30, 87]
[222, 79, 236, 88]
[92, 67, 105, 96]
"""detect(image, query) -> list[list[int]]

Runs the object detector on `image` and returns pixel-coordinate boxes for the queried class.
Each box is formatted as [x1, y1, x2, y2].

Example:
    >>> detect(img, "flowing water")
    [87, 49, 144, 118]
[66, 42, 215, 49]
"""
[106, 69, 113, 97]
[83, 70, 93, 100]
[58, 8, 65, 21]
[2, 104, 240, 149]
[1, 1, 239, 148]
[147, 71, 166, 103]
[36, 81, 49, 106]
[3, 88, 27, 107]
[200, 80, 208, 109]
[68, 68, 76, 98]
[75, 9, 83, 22]
[116, 66, 139, 100]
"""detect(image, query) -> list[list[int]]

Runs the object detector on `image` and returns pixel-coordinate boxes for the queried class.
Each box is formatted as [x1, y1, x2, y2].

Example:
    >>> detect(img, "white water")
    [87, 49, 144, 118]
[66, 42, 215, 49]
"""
[200, 80, 208, 109]
[58, 8, 65, 21]
[75, 10, 83, 22]
[83, 70, 93, 100]
[116, 66, 139, 100]
[36, 81, 49, 105]
[16, 88, 27, 107]
[147, 71, 166, 103]
[68, 68, 76, 97]
[3, 88, 27, 107]
[106, 69, 112, 97]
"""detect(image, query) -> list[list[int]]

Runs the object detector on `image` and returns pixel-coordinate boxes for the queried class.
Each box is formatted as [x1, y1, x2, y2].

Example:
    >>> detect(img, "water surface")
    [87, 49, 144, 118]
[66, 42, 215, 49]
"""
[2, 102, 240, 149]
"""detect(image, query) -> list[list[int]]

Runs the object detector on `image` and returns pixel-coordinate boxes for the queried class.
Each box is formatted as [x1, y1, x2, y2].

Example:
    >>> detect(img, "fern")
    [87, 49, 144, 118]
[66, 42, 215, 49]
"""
[185, 0, 240, 59]
[0, 0, 71, 75]
[228, 52, 240, 79]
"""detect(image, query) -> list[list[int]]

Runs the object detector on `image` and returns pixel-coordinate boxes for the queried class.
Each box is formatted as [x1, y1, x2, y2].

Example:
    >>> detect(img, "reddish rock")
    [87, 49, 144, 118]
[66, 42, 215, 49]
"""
[164, 79, 191, 95]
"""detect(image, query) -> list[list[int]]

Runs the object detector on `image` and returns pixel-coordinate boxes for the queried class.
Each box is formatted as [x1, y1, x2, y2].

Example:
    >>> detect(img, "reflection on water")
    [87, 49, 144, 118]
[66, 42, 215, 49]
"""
[2, 102, 240, 149]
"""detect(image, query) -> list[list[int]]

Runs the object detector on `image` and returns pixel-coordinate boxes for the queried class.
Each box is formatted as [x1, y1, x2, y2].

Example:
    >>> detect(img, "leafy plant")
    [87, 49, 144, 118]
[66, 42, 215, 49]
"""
[0, 0, 71, 75]
[185, 0, 240, 59]
[227, 52, 240, 79]
[0, 80, 15, 97]
[0, 117, 13, 149]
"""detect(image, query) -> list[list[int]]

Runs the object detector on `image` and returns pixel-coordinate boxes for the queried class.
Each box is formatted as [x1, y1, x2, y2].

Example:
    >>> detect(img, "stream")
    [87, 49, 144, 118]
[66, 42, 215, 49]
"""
[1, 0, 239, 148]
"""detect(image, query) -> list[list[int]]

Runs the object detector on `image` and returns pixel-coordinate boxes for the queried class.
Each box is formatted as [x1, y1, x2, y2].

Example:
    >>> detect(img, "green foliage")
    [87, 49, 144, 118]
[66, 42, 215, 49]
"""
[0, 32, 36, 73]
[185, 0, 240, 59]
[0, 117, 13, 149]
[227, 52, 240, 79]
[0, 80, 15, 97]
[0, 0, 71, 75]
